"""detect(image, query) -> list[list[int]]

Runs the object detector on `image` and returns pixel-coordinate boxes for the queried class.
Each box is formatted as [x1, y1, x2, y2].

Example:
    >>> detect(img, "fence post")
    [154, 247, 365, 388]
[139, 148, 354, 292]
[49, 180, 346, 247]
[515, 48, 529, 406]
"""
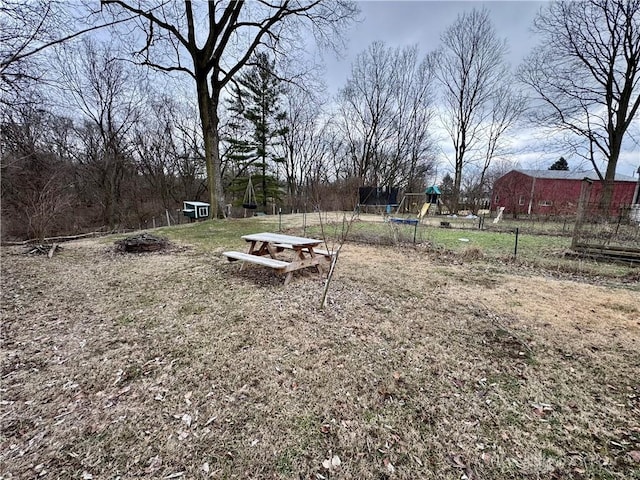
[572, 178, 593, 249]
[514, 227, 519, 258]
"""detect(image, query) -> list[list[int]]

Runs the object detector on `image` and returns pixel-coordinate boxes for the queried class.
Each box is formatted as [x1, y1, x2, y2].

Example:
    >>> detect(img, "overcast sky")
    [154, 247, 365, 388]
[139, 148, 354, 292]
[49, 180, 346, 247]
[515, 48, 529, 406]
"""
[325, 1, 544, 94]
[320, 1, 639, 178]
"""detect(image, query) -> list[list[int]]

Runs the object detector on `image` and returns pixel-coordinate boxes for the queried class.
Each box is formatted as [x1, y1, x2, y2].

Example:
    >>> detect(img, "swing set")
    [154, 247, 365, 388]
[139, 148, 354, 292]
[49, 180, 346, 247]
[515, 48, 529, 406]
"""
[242, 176, 258, 210]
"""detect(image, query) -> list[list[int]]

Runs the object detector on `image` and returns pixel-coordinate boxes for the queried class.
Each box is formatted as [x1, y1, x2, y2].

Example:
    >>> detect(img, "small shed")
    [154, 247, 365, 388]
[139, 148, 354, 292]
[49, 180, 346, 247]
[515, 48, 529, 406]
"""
[183, 201, 210, 220]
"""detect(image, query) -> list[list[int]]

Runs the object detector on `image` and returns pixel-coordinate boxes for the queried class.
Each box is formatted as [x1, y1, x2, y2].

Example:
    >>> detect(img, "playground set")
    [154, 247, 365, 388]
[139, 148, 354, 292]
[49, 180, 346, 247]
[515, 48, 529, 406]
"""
[358, 185, 444, 219]
[356, 185, 447, 242]
[364, 185, 444, 225]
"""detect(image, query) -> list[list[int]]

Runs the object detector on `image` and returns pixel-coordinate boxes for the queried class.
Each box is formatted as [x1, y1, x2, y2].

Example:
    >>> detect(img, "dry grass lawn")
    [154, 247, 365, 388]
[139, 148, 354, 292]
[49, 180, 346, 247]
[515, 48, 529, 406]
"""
[1, 222, 639, 479]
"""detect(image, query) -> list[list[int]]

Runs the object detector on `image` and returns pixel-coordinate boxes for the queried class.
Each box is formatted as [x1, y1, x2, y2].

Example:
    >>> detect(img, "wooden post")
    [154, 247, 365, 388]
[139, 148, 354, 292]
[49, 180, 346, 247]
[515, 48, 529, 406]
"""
[572, 178, 593, 249]
[633, 166, 640, 204]
[527, 177, 536, 215]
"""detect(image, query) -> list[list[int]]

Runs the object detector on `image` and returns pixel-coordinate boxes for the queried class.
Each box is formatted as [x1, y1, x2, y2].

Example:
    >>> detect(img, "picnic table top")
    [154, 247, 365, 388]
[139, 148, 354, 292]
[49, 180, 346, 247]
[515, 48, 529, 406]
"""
[241, 232, 323, 247]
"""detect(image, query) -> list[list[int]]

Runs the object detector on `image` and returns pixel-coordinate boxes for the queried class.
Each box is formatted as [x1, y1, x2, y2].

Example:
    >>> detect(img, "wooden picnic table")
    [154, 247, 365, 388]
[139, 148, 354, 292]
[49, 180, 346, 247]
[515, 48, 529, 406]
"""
[223, 232, 333, 285]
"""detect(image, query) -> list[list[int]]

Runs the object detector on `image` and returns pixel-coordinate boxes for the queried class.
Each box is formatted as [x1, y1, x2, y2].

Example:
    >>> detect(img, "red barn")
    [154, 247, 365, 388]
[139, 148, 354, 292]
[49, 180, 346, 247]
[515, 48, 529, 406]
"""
[491, 169, 637, 216]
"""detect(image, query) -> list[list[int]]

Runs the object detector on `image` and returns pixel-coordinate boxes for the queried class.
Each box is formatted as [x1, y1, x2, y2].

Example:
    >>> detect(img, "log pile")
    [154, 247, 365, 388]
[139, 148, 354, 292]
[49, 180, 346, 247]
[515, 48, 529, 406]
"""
[569, 243, 640, 266]
[24, 244, 62, 257]
[115, 234, 170, 253]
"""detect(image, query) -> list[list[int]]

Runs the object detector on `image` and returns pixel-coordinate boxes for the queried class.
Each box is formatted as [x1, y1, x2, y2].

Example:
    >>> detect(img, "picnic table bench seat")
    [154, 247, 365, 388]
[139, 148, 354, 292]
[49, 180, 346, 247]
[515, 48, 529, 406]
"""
[222, 251, 290, 270]
[272, 243, 335, 257]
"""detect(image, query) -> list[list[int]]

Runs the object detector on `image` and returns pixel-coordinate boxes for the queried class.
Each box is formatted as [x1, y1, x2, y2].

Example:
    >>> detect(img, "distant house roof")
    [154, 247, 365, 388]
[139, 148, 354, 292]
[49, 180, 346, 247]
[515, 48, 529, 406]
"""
[425, 185, 441, 195]
[515, 169, 636, 182]
[183, 201, 210, 207]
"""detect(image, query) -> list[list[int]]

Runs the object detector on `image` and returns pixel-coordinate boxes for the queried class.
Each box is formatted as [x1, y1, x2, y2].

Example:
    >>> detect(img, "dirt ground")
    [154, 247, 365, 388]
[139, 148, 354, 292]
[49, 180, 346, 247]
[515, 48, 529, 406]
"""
[1, 234, 639, 479]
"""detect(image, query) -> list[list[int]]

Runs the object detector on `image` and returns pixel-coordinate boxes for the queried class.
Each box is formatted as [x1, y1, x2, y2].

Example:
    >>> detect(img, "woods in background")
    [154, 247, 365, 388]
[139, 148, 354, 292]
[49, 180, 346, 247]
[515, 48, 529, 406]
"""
[2, 0, 638, 240]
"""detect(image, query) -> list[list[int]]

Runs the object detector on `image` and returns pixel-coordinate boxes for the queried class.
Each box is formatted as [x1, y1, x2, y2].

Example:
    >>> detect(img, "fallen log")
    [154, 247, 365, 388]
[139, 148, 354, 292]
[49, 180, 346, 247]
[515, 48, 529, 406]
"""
[3, 230, 111, 246]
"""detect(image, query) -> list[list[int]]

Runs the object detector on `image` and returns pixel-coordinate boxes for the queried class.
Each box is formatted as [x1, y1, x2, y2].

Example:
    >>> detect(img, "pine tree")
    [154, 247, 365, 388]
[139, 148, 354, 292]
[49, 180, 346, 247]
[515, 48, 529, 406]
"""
[549, 157, 569, 171]
[225, 52, 288, 212]
[439, 174, 455, 213]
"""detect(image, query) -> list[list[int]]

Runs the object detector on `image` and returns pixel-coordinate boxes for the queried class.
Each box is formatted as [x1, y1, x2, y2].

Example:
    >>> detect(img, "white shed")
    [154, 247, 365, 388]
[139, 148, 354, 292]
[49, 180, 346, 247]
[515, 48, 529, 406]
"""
[183, 201, 210, 220]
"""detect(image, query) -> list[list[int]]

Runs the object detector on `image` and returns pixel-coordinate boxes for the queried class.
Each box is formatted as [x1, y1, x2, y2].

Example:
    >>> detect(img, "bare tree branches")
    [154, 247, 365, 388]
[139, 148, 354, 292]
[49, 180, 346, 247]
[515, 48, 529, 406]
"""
[0, 1, 135, 101]
[436, 7, 514, 212]
[277, 82, 329, 208]
[336, 42, 437, 191]
[55, 38, 144, 228]
[519, 0, 640, 210]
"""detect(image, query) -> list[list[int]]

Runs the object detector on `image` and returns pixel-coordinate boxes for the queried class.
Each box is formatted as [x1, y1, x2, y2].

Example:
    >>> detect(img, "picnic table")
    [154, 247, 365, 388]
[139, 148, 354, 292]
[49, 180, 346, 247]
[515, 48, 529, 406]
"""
[222, 232, 334, 285]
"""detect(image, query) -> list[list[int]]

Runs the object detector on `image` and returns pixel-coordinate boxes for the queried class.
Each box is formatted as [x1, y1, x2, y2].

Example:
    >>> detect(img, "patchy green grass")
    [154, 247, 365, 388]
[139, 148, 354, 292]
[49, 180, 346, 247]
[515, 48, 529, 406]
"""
[421, 227, 569, 256]
[166, 219, 271, 247]
[106, 213, 637, 280]
[300, 216, 637, 281]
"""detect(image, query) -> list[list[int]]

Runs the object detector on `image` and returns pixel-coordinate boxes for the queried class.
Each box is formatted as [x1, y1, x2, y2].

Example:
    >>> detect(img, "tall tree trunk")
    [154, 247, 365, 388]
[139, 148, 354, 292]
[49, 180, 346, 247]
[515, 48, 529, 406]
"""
[599, 150, 618, 214]
[453, 134, 465, 213]
[211, 112, 225, 218]
[196, 75, 224, 218]
[453, 156, 463, 213]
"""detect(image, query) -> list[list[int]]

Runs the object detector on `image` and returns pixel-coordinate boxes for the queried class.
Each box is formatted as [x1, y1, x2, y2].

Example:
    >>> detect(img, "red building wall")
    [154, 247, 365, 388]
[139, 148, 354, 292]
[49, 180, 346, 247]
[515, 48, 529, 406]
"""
[492, 171, 636, 216]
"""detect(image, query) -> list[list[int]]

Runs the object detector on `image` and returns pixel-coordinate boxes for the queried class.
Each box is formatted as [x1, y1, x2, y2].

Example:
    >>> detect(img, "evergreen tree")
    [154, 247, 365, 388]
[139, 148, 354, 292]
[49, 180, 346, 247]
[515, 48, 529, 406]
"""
[549, 157, 569, 171]
[439, 174, 455, 213]
[226, 52, 288, 212]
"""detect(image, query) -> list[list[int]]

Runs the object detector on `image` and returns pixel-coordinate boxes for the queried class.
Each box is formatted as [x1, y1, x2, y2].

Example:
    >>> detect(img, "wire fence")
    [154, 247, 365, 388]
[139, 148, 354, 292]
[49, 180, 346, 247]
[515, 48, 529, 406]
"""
[123, 202, 640, 268]
[572, 205, 639, 248]
[284, 207, 638, 267]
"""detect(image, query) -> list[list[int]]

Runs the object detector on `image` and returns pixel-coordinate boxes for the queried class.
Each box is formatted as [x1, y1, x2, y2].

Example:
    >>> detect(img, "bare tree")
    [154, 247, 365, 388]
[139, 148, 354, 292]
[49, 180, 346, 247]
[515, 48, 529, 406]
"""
[391, 48, 439, 191]
[0, 105, 76, 240]
[337, 41, 396, 184]
[56, 38, 143, 229]
[277, 83, 330, 210]
[100, 0, 358, 218]
[519, 0, 640, 212]
[0, 1, 54, 101]
[477, 87, 526, 188]
[436, 8, 510, 212]
[0, 1, 133, 104]
[459, 86, 527, 212]
[133, 93, 204, 213]
[23, 172, 74, 242]
[337, 42, 437, 189]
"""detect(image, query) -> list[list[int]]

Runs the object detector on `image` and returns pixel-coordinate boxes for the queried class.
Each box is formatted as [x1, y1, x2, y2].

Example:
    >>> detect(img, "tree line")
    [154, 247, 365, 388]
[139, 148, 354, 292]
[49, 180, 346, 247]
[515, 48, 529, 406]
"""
[1, 0, 638, 240]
